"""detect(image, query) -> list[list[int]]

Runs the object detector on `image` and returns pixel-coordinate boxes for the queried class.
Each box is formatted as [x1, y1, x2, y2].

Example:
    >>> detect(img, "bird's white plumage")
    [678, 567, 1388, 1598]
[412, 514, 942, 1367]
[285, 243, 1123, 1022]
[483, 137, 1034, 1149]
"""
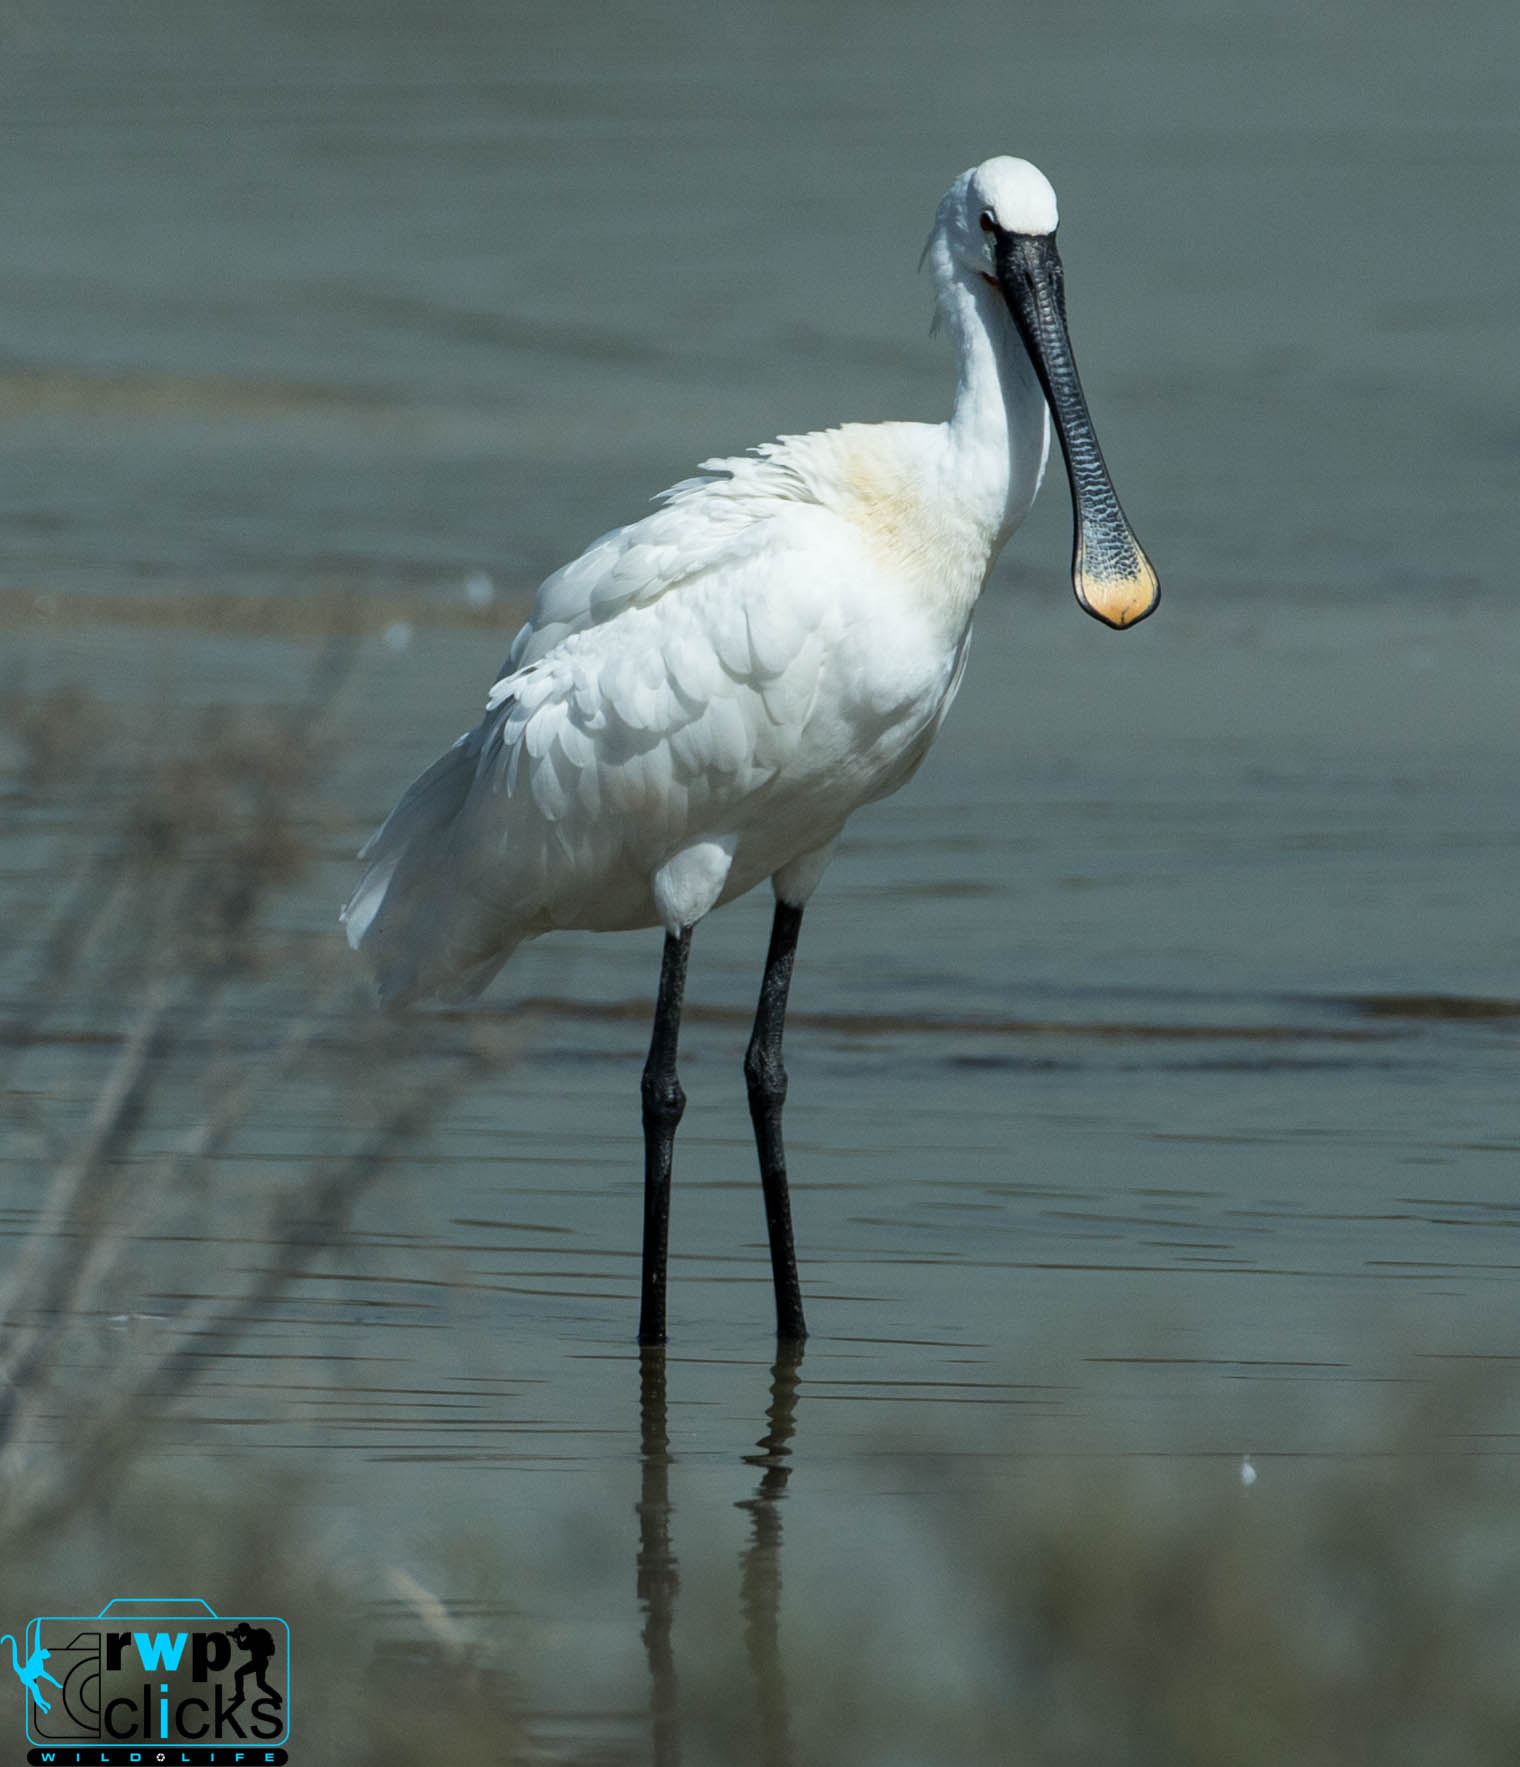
[961, 156, 1059, 238]
[345, 159, 1061, 1005]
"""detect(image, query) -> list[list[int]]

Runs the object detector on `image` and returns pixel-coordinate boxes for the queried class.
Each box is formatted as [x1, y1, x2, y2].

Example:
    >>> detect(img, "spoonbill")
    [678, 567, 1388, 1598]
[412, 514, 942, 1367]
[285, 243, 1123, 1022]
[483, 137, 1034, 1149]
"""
[344, 156, 1158, 1344]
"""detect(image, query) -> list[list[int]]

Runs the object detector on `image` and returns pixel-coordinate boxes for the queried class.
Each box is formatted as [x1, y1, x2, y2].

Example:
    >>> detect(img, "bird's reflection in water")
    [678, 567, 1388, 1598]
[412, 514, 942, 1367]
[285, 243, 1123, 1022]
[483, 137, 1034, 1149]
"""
[635, 1343, 805, 1767]
[737, 1341, 803, 1767]
[637, 1346, 681, 1766]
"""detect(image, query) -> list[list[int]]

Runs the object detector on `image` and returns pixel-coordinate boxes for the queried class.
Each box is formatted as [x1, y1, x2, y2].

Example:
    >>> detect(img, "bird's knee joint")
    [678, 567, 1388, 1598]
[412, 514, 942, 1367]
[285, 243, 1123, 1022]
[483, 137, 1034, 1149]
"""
[744, 1047, 787, 1106]
[641, 1069, 686, 1127]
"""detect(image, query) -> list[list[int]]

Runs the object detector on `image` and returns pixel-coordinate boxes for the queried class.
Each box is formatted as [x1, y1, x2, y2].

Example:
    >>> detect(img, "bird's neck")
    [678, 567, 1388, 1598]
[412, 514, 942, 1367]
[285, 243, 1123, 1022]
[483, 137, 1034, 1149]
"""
[939, 265, 1051, 560]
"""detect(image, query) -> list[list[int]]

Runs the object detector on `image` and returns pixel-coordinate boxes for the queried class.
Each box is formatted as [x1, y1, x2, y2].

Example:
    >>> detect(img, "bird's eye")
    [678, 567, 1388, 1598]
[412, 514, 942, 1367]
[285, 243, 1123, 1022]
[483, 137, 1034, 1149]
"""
[978, 210, 996, 233]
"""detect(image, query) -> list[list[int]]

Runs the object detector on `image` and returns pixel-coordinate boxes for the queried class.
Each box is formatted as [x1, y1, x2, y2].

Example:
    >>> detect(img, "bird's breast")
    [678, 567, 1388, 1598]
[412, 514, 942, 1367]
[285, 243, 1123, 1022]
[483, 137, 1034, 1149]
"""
[821, 428, 994, 648]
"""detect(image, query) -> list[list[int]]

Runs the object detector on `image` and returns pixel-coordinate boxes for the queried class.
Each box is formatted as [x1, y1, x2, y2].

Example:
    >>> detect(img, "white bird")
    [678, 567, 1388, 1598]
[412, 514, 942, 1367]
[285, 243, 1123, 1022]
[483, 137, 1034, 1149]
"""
[344, 156, 1158, 1345]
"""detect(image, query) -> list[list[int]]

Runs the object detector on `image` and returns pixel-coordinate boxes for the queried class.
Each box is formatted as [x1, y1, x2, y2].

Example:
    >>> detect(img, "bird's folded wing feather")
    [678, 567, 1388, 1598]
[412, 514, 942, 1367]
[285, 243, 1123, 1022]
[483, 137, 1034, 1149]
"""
[499, 444, 821, 673]
[478, 500, 847, 835]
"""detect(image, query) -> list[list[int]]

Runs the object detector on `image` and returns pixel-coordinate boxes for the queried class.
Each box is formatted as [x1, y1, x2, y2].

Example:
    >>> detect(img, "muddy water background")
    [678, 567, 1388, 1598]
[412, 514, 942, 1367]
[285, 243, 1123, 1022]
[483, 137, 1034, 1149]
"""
[3, 0, 1519, 1744]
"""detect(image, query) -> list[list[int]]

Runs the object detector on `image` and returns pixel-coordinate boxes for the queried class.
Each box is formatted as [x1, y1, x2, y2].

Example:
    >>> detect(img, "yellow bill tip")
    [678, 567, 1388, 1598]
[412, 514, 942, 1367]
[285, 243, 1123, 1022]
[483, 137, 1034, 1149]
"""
[1074, 544, 1160, 631]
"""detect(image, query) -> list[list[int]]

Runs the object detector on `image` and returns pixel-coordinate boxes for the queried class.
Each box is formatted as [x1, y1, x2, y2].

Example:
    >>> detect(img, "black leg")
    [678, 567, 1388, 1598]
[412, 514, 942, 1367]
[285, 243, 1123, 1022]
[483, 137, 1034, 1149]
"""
[744, 901, 807, 1341]
[640, 928, 691, 1345]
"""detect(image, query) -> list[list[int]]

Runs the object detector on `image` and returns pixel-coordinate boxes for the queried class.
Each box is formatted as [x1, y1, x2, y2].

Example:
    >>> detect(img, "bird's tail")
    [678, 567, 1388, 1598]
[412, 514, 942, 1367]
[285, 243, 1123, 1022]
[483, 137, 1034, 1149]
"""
[343, 729, 517, 1006]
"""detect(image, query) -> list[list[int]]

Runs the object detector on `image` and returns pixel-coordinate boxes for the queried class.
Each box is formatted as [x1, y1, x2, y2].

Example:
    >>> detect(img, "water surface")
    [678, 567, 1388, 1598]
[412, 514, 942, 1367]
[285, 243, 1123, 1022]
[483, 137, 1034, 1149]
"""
[2, 0, 1518, 1751]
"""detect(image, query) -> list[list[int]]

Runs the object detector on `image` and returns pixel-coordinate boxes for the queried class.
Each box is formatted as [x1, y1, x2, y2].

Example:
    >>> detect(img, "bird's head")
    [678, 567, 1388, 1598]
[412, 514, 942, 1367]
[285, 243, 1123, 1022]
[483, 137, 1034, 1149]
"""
[936, 156, 1159, 631]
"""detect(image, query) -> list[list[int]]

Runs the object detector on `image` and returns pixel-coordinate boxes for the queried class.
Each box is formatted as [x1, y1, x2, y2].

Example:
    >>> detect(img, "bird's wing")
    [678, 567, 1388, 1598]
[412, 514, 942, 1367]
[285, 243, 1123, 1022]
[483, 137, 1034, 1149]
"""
[347, 487, 861, 1002]
[480, 499, 848, 823]
[500, 445, 819, 674]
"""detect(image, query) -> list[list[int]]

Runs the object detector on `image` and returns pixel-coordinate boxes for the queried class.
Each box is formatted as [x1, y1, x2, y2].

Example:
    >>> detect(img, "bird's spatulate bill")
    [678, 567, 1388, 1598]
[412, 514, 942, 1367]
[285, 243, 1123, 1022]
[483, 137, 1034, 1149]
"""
[995, 231, 1159, 630]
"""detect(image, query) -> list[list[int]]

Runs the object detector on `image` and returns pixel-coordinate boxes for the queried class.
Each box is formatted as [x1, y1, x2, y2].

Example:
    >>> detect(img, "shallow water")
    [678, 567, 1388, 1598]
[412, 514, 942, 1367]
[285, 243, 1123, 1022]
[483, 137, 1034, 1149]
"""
[3, 0, 1519, 1751]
